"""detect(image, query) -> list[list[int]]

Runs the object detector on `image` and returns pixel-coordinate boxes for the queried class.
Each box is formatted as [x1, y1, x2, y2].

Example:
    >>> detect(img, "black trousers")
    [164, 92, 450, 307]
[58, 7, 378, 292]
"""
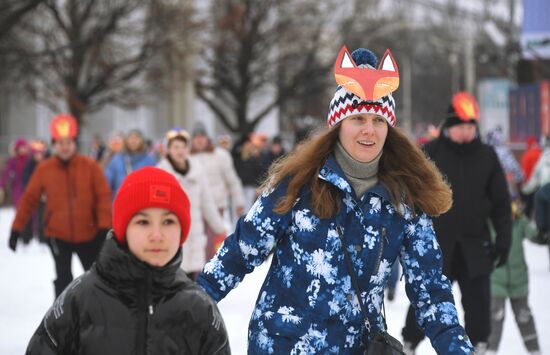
[402, 246, 491, 347]
[48, 236, 104, 297]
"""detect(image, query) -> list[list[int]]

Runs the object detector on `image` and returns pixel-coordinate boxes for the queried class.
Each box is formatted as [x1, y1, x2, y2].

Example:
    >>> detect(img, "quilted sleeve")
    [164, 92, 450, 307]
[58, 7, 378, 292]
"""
[197, 180, 292, 301]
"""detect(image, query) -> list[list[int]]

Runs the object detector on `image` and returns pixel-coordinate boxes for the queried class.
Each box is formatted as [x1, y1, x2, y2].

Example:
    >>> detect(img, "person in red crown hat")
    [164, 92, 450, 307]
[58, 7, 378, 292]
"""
[8, 114, 113, 297]
[401, 92, 512, 354]
[26, 167, 230, 355]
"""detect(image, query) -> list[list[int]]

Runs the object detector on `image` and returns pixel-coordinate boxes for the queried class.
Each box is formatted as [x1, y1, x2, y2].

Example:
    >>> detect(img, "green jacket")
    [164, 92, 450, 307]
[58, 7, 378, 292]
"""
[491, 215, 536, 298]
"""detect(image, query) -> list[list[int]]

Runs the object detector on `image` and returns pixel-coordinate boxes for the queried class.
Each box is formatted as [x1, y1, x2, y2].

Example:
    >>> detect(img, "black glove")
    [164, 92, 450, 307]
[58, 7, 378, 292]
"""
[492, 245, 510, 268]
[531, 230, 549, 245]
[8, 230, 20, 252]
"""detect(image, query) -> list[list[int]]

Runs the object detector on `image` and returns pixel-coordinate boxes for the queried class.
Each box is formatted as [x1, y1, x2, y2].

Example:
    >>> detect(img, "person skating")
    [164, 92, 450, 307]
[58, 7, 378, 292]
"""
[522, 138, 550, 261]
[0, 137, 29, 206]
[20, 139, 50, 244]
[8, 114, 112, 297]
[157, 128, 226, 279]
[401, 92, 512, 354]
[197, 46, 473, 354]
[486, 198, 541, 355]
[104, 128, 156, 196]
[25, 167, 230, 355]
[190, 124, 244, 259]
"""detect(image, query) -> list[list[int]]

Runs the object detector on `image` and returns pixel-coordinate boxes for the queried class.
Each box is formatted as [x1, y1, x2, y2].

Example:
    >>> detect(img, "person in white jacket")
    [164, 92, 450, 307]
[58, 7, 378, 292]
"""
[157, 128, 226, 279]
[190, 125, 245, 259]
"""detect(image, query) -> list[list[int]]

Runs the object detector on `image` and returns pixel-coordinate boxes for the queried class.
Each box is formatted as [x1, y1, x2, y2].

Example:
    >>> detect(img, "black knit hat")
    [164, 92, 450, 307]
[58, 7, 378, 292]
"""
[443, 92, 480, 128]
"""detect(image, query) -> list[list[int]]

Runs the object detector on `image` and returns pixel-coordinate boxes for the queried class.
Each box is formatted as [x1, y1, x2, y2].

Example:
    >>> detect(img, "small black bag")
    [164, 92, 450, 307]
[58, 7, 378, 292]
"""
[366, 331, 405, 355]
[337, 226, 405, 355]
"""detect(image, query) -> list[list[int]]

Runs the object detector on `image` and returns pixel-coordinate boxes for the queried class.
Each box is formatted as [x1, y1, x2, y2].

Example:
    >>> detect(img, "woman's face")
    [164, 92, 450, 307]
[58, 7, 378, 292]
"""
[167, 139, 189, 165]
[191, 135, 209, 152]
[338, 114, 388, 162]
[126, 132, 143, 152]
[126, 208, 181, 267]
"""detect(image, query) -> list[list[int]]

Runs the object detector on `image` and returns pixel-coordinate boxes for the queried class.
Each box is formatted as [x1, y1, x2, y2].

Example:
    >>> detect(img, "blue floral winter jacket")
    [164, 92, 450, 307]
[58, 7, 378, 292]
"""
[197, 156, 473, 354]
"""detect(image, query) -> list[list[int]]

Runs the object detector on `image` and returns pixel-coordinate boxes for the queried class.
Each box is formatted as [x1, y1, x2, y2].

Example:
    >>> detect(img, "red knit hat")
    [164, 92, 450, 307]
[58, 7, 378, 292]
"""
[112, 167, 191, 246]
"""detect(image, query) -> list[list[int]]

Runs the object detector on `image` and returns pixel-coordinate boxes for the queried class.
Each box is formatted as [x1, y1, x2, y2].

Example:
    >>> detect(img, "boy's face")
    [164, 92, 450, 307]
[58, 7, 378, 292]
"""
[53, 138, 76, 161]
[447, 122, 477, 144]
[126, 208, 181, 267]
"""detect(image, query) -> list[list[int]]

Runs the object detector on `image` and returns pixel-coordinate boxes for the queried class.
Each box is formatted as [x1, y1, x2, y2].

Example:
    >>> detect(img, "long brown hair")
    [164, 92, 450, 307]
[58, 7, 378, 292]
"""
[261, 124, 452, 218]
[379, 127, 452, 216]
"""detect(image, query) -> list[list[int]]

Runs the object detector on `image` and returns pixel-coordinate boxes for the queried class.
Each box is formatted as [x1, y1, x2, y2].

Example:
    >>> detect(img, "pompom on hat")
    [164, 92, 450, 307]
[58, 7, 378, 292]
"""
[112, 167, 191, 246]
[50, 114, 78, 140]
[328, 46, 400, 127]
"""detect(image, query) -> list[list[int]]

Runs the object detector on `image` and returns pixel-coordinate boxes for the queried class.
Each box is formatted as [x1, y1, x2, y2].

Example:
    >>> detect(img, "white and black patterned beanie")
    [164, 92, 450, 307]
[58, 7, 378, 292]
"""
[327, 48, 397, 127]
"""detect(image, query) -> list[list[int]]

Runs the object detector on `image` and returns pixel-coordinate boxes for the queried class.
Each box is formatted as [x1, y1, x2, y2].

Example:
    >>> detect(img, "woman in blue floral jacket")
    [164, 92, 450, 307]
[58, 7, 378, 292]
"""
[197, 47, 474, 354]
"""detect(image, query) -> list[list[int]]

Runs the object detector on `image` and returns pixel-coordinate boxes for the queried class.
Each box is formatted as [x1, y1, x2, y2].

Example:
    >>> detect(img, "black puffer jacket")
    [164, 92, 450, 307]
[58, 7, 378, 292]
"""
[26, 236, 230, 355]
[424, 134, 512, 278]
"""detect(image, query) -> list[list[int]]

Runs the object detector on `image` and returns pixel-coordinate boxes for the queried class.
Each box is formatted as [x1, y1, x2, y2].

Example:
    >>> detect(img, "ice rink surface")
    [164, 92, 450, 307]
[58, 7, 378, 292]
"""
[1, 207, 548, 354]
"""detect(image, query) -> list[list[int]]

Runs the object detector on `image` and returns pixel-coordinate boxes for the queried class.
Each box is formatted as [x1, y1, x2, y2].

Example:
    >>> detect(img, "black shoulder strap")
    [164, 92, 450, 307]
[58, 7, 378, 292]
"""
[336, 224, 388, 333]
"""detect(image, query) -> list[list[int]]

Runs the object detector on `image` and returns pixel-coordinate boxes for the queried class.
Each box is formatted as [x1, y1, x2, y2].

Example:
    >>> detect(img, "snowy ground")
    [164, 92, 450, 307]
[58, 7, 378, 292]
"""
[1, 206, 549, 354]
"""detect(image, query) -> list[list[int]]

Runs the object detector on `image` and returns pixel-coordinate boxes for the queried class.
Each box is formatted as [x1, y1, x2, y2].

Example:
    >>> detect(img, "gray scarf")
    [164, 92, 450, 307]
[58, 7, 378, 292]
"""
[334, 142, 382, 198]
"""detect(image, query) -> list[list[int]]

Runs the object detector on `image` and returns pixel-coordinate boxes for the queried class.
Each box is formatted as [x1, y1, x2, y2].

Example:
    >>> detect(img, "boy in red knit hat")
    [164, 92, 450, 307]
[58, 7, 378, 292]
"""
[26, 167, 230, 355]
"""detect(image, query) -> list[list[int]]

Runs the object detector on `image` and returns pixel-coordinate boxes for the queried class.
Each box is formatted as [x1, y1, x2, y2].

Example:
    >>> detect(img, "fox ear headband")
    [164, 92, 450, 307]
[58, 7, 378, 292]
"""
[334, 46, 400, 102]
[328, 46, 400, 127]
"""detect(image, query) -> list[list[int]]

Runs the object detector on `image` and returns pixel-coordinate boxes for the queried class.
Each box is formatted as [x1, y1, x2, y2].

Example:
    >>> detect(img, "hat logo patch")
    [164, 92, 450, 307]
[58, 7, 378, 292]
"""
[150, 185, 170, 203]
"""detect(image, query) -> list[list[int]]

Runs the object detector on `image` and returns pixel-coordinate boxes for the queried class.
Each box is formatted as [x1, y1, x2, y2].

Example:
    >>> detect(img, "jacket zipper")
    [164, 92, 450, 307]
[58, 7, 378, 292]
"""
[65, 167, 76, 242]
[137, 272, 152, 355]
[373, 227, 387, 273]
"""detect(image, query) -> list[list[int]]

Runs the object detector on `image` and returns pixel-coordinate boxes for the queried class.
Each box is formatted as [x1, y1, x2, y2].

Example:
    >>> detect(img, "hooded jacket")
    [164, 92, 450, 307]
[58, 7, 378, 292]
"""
[197, 156, 473, 354]
[0, 153, 28, 205]
[26, 236, 230, 355]
[491, 214, 535, 299]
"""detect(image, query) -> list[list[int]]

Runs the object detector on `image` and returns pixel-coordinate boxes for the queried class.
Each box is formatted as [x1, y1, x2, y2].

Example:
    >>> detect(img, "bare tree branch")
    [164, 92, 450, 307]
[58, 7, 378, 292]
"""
[3, 0, 197, 126]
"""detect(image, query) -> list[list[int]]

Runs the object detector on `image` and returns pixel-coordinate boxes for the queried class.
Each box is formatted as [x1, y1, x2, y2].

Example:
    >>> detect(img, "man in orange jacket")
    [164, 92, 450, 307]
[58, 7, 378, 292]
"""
[8, 114, 112, 297]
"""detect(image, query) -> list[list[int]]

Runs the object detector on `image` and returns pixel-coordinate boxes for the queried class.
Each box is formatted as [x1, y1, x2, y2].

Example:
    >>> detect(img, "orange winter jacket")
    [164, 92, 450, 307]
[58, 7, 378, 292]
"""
[12, 154, 112, 243]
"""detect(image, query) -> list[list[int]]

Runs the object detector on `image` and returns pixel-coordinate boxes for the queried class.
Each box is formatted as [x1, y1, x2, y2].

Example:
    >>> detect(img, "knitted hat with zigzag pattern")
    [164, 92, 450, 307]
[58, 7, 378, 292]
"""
[327, 48, 396, 127]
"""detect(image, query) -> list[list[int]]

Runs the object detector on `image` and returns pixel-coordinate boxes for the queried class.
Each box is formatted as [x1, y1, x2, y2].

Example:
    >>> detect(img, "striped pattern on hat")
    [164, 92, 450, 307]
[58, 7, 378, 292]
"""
[327, 89, 396, 127]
